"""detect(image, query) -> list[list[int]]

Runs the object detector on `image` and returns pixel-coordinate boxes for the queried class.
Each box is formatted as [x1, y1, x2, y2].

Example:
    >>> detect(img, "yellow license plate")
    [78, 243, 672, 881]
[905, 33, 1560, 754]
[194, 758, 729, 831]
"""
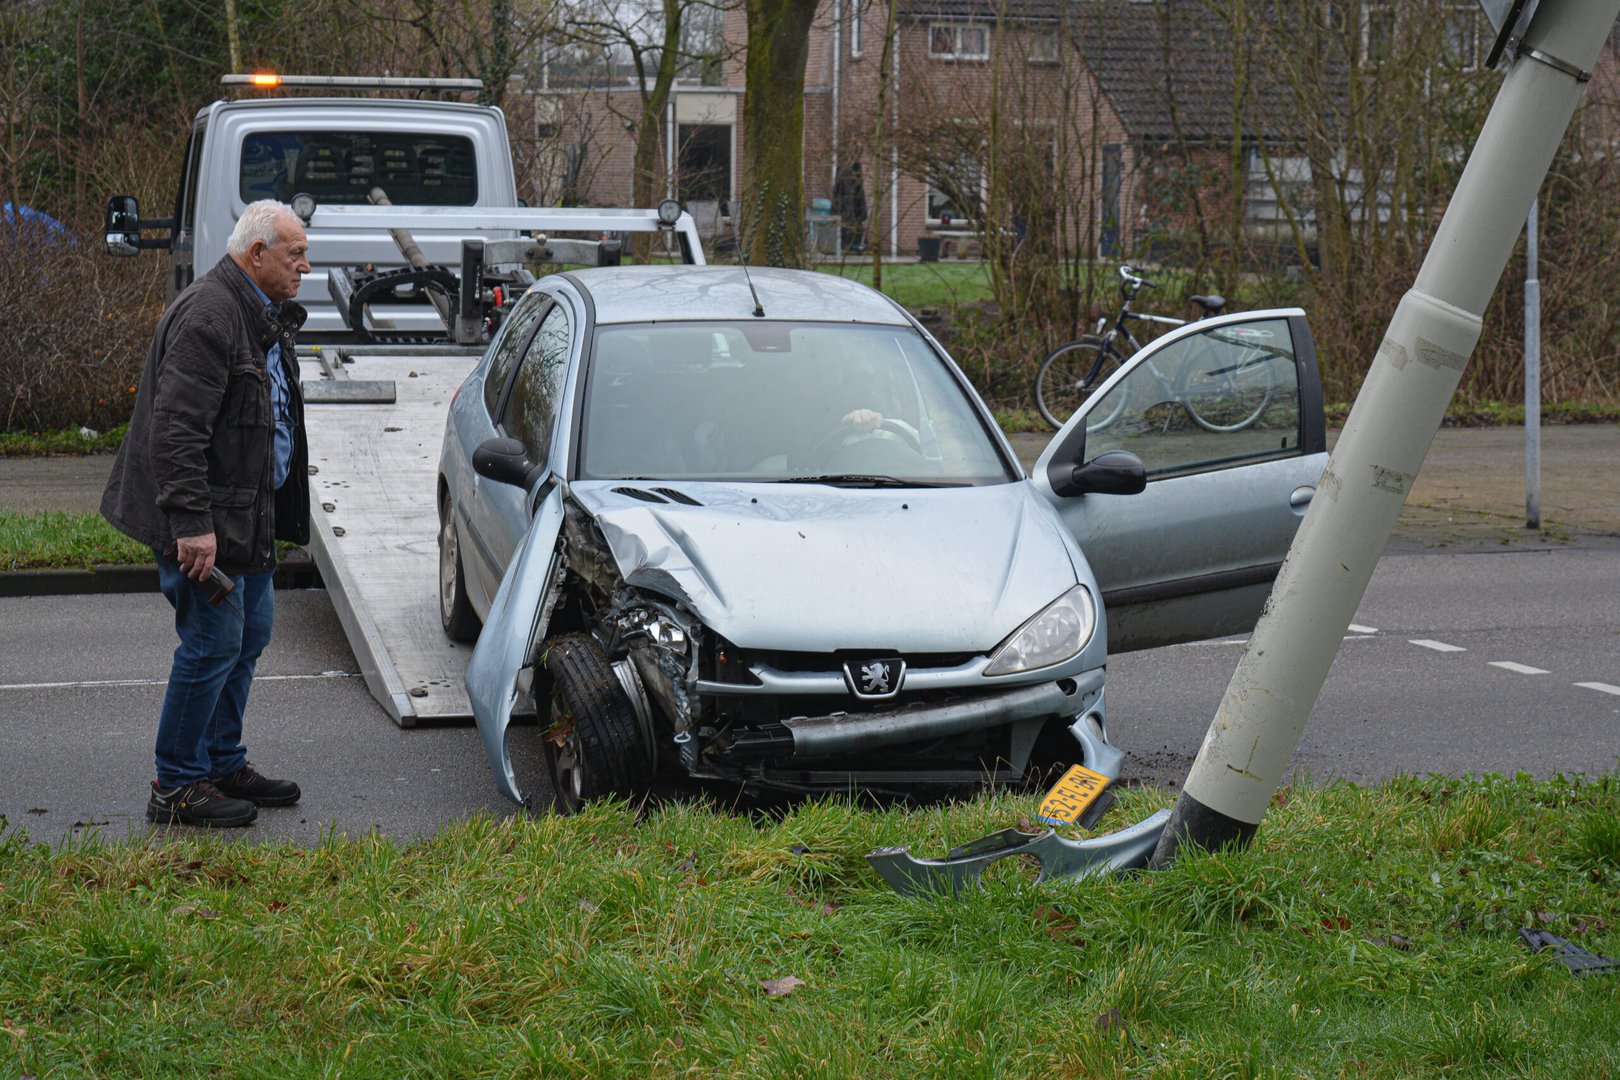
[1037, 764, 1111, 827]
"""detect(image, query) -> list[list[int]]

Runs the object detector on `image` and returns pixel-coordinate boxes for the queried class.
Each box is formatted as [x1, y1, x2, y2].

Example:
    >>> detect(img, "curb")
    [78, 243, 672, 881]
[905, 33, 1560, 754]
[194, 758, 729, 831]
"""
[0, 559, 324, 598]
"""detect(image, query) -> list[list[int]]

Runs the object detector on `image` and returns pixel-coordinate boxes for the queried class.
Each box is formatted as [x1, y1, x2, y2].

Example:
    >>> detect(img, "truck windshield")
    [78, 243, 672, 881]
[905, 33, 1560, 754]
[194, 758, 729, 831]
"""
[578, 321, 1014, 486]
[239, 131, 478, 206]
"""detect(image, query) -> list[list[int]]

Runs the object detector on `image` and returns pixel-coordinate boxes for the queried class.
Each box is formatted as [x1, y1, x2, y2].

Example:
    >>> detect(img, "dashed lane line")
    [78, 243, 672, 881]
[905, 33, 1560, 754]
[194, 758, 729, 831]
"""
[1410, 639, 1467, 653]
[1347, 624, 1379, 634]
[1489, 661, 1550, 675]
[1576, 682, 1620, 697]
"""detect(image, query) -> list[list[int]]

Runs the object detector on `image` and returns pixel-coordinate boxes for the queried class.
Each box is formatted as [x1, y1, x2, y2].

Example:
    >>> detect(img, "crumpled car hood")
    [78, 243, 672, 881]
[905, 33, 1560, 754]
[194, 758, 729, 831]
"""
[569, 481, 1081, 653]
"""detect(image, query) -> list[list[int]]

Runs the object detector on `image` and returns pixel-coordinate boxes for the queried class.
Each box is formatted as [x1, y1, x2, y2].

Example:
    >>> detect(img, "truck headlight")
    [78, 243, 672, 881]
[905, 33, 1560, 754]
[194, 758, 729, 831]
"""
[984, 585, 1096, 676]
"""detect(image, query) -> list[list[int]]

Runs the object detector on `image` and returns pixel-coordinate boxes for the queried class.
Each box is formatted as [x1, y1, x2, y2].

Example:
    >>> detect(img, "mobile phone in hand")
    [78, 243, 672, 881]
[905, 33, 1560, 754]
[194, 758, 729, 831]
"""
[208, 566, 236, 606]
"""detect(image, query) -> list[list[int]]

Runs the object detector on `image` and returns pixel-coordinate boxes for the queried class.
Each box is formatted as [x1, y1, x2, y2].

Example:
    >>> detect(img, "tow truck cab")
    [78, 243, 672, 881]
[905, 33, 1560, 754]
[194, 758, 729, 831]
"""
[102, 75, 517, 340]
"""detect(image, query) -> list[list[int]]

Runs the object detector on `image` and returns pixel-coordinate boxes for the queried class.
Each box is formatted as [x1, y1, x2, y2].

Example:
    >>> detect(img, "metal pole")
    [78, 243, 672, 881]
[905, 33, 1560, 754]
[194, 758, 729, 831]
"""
[1525, 198, 1542, 529]
[1149, 2, 1619, 868]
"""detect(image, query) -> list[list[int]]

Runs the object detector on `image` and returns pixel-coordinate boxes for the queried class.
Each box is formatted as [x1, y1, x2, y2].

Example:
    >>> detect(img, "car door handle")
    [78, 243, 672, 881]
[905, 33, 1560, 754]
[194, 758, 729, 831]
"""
[1289, 485, 1315, 513]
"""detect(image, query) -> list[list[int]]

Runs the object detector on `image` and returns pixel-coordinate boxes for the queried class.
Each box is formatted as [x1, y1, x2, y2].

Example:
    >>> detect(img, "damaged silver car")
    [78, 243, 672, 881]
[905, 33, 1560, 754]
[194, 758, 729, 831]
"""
[437, 266, 1327, 810]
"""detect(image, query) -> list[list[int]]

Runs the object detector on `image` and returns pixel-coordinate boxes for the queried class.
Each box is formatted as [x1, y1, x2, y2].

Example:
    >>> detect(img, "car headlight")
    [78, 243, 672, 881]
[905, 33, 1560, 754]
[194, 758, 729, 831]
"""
[984, 585, 1096, 676]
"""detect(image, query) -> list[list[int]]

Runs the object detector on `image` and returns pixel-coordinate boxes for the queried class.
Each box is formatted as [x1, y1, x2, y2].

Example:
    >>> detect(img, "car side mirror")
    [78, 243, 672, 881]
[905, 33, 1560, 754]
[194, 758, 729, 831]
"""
[1067, 450, 1147, 496]
[104, 195, 141, 257]
[472, 437, 533, 488]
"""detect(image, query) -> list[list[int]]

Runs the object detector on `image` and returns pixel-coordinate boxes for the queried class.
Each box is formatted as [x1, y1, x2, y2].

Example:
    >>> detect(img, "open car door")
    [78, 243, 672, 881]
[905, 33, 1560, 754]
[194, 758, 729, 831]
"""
[1032, 309, 1328, 652]
[466, 482, 565, 804]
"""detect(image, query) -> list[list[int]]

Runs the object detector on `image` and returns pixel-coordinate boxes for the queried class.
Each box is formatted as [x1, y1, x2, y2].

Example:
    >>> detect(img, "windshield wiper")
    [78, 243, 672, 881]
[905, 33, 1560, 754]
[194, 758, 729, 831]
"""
[774, 474, 956, 488]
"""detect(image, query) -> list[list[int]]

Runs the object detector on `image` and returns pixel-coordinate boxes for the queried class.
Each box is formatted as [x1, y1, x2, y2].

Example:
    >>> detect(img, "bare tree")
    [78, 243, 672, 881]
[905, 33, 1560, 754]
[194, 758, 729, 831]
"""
[557, 0, 723, 257]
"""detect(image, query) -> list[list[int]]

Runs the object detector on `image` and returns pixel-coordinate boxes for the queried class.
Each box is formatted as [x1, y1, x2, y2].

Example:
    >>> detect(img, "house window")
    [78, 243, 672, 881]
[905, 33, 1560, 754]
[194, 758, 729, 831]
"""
[1362, 5, 1395, 64]
[1444, 5, 1479, 70]
[677, 123, 732, 204]
[927, 150, 984, 224]
[1027, 29, 1059, 64]
[928, 23, 989, 61]
[850, 0, 863, 58]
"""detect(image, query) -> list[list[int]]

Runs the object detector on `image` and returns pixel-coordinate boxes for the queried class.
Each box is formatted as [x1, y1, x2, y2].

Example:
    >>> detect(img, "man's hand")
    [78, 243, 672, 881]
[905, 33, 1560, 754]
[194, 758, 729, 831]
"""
[842, 408, 883, 434]
[175, 533, 218, 582]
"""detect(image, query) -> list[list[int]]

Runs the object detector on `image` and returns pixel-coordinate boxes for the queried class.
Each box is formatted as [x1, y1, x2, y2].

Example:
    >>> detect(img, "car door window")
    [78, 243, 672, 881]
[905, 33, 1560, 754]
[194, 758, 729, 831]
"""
[501, 304, 571, 466]
[482, 293, 551, 417]
[1082, 317, 1302, 477]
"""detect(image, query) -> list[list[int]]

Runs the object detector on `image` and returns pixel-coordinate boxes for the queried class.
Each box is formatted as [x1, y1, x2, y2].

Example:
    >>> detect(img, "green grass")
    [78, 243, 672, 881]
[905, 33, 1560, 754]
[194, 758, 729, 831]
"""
[0, 511, 150, 570]
[2, 773, 1617, 1077]
[0, 424, 127, 457]
[1324, 399, 1620, 427]
[815, 259, 995, 310]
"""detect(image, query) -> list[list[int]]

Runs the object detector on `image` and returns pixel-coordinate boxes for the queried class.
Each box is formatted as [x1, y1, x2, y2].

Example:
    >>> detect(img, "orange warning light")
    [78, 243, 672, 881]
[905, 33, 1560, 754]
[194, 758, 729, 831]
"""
[250, 73, 281, 88]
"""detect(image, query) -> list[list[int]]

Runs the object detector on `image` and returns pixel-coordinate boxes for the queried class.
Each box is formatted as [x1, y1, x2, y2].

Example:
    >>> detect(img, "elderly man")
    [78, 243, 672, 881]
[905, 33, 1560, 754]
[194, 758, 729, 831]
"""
[103, 200, 312, 827]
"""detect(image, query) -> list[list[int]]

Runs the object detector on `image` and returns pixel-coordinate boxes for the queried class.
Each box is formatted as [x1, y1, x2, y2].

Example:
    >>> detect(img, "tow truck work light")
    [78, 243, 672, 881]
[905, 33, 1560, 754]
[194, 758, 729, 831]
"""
[657, 199, 682, 227]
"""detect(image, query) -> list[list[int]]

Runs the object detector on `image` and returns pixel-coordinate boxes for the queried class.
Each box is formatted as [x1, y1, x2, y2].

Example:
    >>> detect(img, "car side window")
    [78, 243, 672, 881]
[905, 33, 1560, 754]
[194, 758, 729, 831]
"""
[501, 304, 571, 465]
[482, 293, 551, 418]
[1083, 317, 1302, 477]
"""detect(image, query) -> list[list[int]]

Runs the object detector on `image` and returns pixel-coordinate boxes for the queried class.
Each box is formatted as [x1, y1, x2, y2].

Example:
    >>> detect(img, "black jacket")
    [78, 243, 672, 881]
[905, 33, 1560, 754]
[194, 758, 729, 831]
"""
[102, 256, 310, 574]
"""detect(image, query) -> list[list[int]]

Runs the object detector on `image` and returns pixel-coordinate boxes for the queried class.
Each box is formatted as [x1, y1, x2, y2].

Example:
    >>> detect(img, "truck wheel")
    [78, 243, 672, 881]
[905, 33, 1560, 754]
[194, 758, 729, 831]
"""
[438, 494, 481, 643]
[544, 634, 653, 814]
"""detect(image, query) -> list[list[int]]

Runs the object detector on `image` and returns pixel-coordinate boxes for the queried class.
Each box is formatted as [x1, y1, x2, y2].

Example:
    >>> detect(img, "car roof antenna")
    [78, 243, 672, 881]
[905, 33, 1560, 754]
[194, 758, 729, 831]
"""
[739, 260, 766, 318]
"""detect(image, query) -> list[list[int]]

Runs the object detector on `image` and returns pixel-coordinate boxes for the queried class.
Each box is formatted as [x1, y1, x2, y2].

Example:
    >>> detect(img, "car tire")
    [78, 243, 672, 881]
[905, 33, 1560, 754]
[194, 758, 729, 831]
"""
[438, 494, 481, 643]
[543, 633, 653, 814]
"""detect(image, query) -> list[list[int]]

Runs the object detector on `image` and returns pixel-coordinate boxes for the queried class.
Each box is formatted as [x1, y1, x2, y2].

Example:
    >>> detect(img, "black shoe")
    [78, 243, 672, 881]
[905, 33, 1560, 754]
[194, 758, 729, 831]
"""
[146, 780, 257, 828]
[212, 762, 300, 807]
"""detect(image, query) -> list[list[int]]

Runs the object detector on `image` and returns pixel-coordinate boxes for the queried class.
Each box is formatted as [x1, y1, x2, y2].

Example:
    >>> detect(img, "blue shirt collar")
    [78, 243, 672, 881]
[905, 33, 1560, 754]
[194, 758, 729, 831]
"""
[237, 264, 275, 313]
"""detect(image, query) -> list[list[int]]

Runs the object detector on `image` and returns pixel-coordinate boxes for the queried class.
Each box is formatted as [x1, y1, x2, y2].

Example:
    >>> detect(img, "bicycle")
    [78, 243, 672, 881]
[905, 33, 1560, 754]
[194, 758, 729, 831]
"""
[1034, 265, 1253, 431]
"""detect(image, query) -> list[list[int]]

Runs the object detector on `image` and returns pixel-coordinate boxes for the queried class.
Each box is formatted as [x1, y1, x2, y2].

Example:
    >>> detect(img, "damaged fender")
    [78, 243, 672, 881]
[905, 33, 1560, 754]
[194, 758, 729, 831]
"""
[466, 483, 565, 805]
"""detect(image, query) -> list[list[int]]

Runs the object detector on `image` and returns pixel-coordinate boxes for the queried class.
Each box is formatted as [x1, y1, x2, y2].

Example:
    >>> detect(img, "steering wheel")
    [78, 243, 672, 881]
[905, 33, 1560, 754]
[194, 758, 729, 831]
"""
[810, 417, 923, 458]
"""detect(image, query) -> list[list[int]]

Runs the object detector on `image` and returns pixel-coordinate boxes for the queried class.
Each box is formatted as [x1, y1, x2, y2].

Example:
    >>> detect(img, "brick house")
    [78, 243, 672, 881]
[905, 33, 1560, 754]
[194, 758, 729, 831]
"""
[523, 2, 1620, 261]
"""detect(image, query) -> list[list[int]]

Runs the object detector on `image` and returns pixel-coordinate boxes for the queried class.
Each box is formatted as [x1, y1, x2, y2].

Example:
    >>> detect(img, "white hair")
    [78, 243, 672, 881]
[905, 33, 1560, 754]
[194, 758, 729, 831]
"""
[228, 200, 296, 256]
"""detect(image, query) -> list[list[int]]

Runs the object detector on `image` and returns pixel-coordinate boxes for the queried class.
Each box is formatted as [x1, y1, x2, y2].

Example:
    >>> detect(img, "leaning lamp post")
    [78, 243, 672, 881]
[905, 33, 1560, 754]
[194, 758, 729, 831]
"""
[1149, 0, 1620, 867]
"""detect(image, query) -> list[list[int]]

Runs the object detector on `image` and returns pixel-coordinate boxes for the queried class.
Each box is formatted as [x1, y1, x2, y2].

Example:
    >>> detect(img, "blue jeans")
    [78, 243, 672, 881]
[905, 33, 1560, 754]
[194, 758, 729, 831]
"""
[153, 549, 276, 787]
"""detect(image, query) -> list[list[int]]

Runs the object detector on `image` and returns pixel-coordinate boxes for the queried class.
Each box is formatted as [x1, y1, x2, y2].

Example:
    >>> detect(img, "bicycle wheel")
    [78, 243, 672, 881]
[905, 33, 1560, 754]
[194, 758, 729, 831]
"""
[1180, 346, 1277, 433]
[1034, 335, 1120, 430]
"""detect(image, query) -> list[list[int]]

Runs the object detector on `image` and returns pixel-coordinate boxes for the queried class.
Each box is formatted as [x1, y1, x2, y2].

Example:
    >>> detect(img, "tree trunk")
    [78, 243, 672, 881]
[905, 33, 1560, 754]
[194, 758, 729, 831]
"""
[868, 0, 897, 288]
[631, 0, 684, 261]
[741, 0, 818, 267]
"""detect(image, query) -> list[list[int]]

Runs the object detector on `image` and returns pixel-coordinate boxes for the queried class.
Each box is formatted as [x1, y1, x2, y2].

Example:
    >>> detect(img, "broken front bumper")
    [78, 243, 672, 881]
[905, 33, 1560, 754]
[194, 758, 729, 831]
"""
[777, 669, 1109, 759]
[863, 705, 1163, 897]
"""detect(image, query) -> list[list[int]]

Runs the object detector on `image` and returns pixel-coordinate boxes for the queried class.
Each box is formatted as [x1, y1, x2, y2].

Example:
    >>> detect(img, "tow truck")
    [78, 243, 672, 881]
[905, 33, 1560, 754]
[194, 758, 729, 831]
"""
[103, 73, 706, 725]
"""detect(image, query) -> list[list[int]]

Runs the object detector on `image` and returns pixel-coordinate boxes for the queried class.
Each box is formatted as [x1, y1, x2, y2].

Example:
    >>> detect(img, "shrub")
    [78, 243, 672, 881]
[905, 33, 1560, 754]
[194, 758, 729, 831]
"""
[0, 223, 165, 434]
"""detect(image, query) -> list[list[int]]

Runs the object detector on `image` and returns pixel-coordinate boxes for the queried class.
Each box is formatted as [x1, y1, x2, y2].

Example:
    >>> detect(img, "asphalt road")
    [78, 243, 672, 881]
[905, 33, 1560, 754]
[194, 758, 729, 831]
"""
[3, 539, 1616, 846]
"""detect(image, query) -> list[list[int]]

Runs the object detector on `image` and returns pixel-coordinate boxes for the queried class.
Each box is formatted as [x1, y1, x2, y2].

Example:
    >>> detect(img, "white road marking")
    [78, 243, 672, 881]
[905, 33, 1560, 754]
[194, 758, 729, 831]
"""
[1410, 639, 1467, 653]
[1348, 624, 1379, 634]
[1172, 631, 1379, 651]
[1576, 682, 1620, 697]
[0, 671, 358, 692]
[1489, 661, 1549, 675]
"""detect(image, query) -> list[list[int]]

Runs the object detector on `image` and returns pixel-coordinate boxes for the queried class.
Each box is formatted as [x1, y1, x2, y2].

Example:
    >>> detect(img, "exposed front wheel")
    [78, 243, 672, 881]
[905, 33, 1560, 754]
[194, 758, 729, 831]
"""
[1034, 336, 1119, 430]
[438, 494, 481, 643]
[543, 634, 653, 814]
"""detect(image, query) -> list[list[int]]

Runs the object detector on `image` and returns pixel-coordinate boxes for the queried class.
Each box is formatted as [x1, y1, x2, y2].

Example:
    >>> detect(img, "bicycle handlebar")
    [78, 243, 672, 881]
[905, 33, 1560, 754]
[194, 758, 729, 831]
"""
[1118, 264, 1156, 296]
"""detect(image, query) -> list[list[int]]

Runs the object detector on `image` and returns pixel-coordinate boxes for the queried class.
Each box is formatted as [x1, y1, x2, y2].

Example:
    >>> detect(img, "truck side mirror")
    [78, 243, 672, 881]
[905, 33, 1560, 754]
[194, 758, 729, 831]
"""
[104, 195, 142, 257]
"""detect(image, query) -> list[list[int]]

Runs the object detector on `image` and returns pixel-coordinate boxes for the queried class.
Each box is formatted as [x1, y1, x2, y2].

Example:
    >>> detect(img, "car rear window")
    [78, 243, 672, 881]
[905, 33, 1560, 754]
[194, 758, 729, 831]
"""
[239, 131, 478, 206]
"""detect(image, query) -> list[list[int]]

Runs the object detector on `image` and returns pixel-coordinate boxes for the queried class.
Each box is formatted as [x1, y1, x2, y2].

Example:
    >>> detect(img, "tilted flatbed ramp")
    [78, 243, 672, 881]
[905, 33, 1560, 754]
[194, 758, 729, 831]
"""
[298, 347, 480, 725]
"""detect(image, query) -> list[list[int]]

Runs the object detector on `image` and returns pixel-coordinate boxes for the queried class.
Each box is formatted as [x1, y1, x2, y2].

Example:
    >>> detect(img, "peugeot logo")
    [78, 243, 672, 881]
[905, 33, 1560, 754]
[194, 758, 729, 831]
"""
[844, 657, 905, 700]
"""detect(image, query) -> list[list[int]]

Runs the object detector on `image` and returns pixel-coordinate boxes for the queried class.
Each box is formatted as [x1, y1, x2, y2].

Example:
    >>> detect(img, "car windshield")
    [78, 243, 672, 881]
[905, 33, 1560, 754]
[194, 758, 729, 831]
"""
[578, 321, 1013, 486]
